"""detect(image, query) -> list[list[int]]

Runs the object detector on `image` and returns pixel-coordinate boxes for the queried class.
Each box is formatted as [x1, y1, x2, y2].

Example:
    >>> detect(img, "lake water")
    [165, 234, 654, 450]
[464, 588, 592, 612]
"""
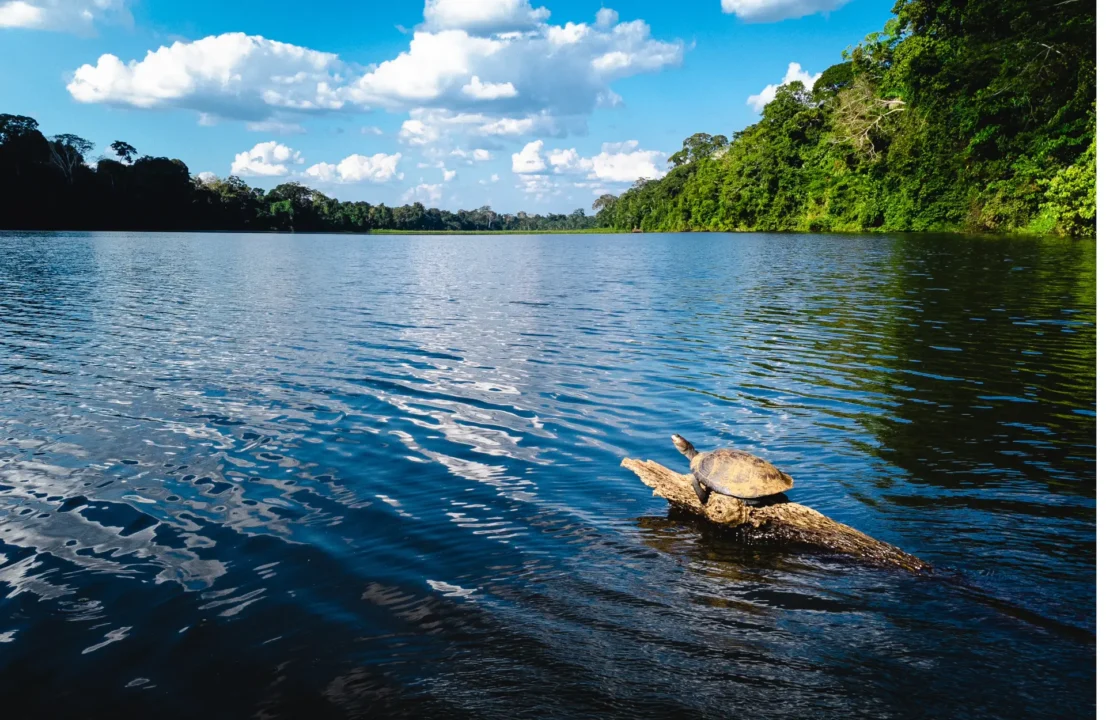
[0, 232, 1095, 718]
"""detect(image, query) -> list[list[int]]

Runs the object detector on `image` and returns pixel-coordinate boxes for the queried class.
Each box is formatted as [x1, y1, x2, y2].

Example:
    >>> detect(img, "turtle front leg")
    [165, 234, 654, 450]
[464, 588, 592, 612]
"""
[691, 476, 711, 505]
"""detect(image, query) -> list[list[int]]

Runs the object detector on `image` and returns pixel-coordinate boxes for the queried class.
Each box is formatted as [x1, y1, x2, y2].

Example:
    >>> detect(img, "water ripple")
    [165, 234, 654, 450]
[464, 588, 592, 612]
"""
[0, 231, 1094, 718]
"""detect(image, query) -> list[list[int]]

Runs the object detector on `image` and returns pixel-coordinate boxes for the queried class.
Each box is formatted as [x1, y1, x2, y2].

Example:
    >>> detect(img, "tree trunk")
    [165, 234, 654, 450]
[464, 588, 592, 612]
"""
[622, 458, 929, 573]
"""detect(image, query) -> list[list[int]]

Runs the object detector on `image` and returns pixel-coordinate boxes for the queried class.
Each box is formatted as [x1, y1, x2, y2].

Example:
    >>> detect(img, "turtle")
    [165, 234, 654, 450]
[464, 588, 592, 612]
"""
[671, 434, 794, 505]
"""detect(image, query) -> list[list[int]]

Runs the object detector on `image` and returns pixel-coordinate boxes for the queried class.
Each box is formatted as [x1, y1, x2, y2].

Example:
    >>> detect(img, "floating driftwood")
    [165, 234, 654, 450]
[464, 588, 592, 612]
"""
[622, 458, 929, 572]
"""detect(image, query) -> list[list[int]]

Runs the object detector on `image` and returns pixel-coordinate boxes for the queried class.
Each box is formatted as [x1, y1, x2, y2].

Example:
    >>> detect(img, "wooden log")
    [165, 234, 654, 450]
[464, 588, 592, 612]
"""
[622, 458, 930, 573]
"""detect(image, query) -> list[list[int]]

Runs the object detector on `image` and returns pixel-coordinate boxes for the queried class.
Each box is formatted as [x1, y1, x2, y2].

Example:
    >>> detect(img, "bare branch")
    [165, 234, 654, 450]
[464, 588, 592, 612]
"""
[831, 77, 906, 159]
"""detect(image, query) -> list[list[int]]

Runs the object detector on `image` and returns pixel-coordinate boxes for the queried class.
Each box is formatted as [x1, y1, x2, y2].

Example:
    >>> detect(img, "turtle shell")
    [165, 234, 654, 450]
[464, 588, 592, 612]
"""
[691, 449, 794, 499]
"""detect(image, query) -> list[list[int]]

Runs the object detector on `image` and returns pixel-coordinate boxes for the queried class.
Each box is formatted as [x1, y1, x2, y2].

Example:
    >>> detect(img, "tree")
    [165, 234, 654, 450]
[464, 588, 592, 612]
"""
[110, 140, 137, 163]
[597, 0, 1094, 236]
[592, 194, 618, 212]
[832, 76, 905, 159]
[0, 112, 606, 232]
[0, 114, 39, 144]
[668, 133, 730, 167]
[46, 133, 93, 185]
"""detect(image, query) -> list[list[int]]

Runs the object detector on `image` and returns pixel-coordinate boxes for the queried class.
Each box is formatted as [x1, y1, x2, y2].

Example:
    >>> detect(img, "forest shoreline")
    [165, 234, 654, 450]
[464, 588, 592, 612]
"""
[0, 226, 1090, 238]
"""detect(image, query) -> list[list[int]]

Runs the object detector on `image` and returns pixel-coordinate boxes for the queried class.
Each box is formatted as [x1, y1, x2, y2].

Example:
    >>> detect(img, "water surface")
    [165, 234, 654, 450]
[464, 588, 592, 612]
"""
[0, 232, 1095, 718]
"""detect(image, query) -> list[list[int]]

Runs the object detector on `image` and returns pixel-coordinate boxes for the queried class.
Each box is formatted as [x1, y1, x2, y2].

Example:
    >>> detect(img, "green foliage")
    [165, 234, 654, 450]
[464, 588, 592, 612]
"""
[668, 133, 730, 167]
[599, 0, 1095, 236]
[1038, 122, 1096, 237]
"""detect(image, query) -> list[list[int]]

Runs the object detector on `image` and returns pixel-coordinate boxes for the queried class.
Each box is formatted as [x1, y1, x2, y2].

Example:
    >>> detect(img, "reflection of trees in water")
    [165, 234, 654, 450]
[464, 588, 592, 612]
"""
[860, 236, 1096, 496]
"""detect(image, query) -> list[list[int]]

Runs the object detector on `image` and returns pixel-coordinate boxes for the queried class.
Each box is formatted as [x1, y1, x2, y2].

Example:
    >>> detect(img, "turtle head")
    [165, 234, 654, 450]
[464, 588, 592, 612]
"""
[671, 434, 698, 461]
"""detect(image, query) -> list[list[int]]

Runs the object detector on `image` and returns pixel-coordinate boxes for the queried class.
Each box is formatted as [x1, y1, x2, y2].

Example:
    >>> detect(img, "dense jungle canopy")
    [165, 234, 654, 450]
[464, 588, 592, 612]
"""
[594, 0, 1096, 236]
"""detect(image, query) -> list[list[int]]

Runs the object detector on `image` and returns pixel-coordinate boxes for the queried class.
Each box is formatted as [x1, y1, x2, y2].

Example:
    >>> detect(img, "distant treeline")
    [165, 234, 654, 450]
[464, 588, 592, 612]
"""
[0, 117, 596, 233]
[593, 0, 1096, 236]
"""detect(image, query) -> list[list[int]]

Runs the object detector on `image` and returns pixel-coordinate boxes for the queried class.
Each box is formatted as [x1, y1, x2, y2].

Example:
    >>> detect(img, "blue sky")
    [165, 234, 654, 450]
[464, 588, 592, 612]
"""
[0, 0, 895, 213]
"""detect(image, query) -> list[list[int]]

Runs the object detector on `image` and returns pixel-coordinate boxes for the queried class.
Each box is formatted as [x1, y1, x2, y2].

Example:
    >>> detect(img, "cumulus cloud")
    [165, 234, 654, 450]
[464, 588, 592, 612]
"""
[67, 33, 345, 119]
[442, 168, 457, 182]
[341, 18, 679, 127]
[512, 140, 547, 173]
[595, 8, 618, 28]
[422, 0, 551, 34]
[65, 7, 682, 138]
[402, 183, 443, 204]
[361, 125, 384, 135]
[746, 62, 821, 111]
[462, 76, 518, 100]
[304, 153, 403, 184]
[230, 141, 304, 177]
[399, 118, 440, 145]
[545, 140, 666, 182]
[721, 0, 850, 23]
[588, 141, 667, 182]
[0, 0, 129, 32]
[517, 173, 557, 197]
[195, 171, 218, 184]
[513, 139, 666, 198]
[547, 147, 583, 173]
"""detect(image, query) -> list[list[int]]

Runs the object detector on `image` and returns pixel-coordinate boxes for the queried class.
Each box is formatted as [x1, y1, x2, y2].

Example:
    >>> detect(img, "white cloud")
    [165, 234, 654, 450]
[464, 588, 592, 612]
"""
[230, 141, 304, 177]
[462, 75, 518, 100]
[746, 61, 822, 112]
[548, 21, 590, 45]
[721, 0, 850, 23]
[442, 168, 457, 182]
[545, 140, 666, 182]
[478, 173, 501, 185]
[402, 183, 443, 204]
[517, 173, 556, 197]
[596, 8, 619, 28]
[0, 0, 129, 32]
[399, 118, 440, 145]
[67, 33, 345, 118]
[245, 119, 305, 134]
[587, 140, 666, 182]
[477, 116, 537, 137]
[547, 147, 583, 172]
[512, 140, 547, 173]
[519, 139, 666, 195]
[196, 171, 218, 184]
[422, 0, 551, 34]
[347, 30, 503, 105]
[304, 152, 403, 184]
[453, 147, 493, 163]
[65, 8, 682, 138]
[0, 1, 40, 27]
[361, 125, 384, 135]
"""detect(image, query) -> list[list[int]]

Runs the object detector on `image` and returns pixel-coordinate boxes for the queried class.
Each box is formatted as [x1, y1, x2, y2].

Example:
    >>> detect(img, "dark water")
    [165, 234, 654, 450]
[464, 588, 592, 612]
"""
[0, 232, 1094, 718]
